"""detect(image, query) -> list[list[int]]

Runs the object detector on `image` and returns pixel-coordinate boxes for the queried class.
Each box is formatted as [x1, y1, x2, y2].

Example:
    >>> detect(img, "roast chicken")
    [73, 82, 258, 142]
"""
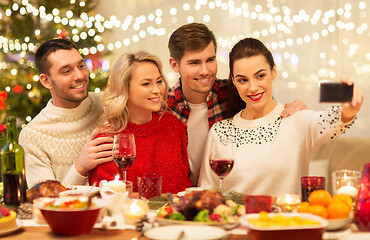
[177, 190, 226, 220]
[26, 180, 68, 203]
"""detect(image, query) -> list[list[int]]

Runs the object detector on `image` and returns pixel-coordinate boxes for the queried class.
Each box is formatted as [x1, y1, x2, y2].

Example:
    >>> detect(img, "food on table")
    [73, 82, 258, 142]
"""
[17, 203, 33, 219]
[248, 211, 321, 227]
[26, 180, 68, 203]
[327, 200, 351, 219]
[332, 194, 353, 210]
[298, 190, 352, 219]
[0, 205, 17, 230]
[297, 202, 310, 213]
[308, 190, 332, 207]
[41, 198, 96, 210]
[307, 205, 328, 219]
[157, 190, 245, 224]
[178, 190, 225, 220]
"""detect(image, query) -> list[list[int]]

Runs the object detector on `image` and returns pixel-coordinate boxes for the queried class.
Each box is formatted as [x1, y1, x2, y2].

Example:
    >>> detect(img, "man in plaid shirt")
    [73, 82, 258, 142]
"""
[167, 23, 305, 186]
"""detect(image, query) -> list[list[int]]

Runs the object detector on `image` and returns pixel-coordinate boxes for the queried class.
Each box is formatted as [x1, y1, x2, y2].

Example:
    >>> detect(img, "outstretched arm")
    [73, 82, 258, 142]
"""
[340, 77, 363, 123]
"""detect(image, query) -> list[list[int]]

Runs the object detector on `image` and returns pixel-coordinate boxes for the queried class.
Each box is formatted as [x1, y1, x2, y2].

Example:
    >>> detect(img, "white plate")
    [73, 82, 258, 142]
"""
[340, 233, 370, 240]
[156, 217, 239, 230]
[144, 225, 227, 240]
[176, 191, 185, 197]
[60, 185, 100, 196]
[0, 219, 21, 236]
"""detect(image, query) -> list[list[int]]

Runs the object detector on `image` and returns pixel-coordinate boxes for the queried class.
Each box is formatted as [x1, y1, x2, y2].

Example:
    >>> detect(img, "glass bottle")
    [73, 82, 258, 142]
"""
[0, 116, 26, 207]
[354, 163, 370, 231]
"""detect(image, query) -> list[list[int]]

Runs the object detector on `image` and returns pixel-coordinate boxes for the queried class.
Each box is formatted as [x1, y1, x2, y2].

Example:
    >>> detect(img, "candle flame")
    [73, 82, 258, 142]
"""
[286, 194, 293, 203]
[129, 201, 141, 213]
[114, 174, 120, 181]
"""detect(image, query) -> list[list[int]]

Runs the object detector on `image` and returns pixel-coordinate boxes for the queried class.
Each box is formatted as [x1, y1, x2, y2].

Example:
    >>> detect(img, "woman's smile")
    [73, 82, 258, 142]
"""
[248, 92, 264, 101]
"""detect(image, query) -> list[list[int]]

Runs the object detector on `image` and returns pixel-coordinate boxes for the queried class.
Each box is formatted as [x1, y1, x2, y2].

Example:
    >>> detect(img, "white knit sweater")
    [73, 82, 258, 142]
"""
[19, 92, 103, 188]
[198, 103, 354, 196]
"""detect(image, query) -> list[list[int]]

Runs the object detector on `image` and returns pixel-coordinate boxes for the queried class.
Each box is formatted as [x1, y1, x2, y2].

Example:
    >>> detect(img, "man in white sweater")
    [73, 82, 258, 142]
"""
[19, 39, 113, 188]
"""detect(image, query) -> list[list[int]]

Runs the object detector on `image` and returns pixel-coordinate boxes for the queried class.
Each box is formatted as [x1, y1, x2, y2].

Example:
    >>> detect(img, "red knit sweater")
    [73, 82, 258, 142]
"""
[88, 112, 192, 193]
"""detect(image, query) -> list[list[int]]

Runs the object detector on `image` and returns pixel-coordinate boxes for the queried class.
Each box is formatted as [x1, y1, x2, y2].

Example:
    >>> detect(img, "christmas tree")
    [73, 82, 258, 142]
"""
[0, 0, 109, 143]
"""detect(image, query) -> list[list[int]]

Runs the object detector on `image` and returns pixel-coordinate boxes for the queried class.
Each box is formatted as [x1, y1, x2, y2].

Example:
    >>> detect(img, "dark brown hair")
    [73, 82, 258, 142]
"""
[35, 38, 79, 74]
[227, 38, 275, 116]
[168, 23, 217, 62]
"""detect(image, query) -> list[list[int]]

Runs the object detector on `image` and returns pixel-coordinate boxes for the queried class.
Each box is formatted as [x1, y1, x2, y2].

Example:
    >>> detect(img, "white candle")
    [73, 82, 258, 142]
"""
[107, 174, 126, 193]
[107, 180, 126, 192]
[337, 185, 358, 198]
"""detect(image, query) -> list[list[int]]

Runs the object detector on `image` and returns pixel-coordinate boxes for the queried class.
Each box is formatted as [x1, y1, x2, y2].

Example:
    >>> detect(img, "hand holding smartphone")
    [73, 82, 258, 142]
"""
[319, 82, 353, 103]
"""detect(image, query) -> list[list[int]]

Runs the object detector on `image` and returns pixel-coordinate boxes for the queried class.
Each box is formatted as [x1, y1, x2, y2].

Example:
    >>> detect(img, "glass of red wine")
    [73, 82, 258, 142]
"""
[113, 134, 136, 181]
[209, 137, 234, 191]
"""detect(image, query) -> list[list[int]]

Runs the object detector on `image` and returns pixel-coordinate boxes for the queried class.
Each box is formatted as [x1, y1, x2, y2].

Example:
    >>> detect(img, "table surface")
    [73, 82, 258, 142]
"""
[3, 193, 359, 239]
[4, 226, 250, 239]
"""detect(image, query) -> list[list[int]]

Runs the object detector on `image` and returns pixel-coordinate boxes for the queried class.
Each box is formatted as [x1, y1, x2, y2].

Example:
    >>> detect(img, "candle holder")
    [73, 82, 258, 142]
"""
[100, 174, 133, 198]
[301, 176, 325, 202]
[275, 194, 301, 212]
[332, 170, 361, 200]
[122, 199, 149, 225]
[244, 195, 282, 213]
[99, 179, 132, 215]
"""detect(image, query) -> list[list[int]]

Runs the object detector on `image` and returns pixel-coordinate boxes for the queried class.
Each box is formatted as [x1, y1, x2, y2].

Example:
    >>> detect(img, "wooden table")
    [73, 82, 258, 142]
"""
[2, 193, 252, 239]
[4, 226, 250, 239]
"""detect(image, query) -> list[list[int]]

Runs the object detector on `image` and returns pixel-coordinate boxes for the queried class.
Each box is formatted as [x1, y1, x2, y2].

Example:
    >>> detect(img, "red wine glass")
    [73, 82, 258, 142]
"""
[113, 134, 136, 181]
[209, 137, 234, 191]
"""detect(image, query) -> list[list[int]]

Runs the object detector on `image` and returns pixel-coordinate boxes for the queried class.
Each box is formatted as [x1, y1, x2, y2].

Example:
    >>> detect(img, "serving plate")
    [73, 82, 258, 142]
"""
[240, 213, 328, 240]
[60, 185, 100, 196]
[145, 225, 227, 240]
[240, 212, 328, 230]
[156, 217, 239, 230]
[0, 219, 22, 237]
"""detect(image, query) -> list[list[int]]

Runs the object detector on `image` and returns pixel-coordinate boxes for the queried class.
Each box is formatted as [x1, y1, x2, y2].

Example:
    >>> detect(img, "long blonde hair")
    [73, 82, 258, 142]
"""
[96, 51, 169, 134]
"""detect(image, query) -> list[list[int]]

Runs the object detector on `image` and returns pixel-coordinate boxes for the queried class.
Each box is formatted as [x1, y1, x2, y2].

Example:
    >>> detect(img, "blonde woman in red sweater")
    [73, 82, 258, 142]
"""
[88, 51, 192, 193]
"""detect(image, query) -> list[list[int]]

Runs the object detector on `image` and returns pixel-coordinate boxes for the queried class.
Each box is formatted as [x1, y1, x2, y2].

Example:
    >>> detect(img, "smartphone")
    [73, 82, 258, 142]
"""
[319, 82, 353, 103]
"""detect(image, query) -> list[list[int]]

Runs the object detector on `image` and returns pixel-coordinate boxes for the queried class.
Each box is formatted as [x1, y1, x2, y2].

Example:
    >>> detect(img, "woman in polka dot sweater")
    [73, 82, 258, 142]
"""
[199, 38, 363, 196]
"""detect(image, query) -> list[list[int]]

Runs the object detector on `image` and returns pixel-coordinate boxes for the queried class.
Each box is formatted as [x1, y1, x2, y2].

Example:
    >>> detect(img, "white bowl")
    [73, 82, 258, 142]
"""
[327, 217, 353, 230]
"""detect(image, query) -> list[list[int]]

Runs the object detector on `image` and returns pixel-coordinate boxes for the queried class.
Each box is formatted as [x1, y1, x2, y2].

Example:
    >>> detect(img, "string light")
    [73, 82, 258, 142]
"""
[0, 0, 369, 83]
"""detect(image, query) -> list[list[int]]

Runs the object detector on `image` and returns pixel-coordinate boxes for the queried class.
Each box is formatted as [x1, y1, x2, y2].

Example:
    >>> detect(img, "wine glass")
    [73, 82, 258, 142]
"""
[209, 136, 234, 191]
[112, 134, 136, 181]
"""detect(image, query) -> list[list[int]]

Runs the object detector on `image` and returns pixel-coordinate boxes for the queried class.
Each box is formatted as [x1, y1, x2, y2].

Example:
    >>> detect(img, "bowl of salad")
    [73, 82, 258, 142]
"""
[34, 196, 105, 236]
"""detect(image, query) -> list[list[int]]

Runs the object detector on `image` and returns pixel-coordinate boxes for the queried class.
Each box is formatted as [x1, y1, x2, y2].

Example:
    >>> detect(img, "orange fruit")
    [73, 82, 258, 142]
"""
[332, 194, 353, 210]
[297, 202, 310, 213]
[308, 204, 328, 219]
[308, 190, 332, 207]
[327, 200, 351, 219]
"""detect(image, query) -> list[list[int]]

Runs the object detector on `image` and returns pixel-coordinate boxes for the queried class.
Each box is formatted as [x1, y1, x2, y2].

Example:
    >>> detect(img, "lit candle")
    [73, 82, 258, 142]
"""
[276, 194, 301, 212]
[337, 183, 358, 198]
[107, 174, 126, 193]
[122, 199, 149, 224]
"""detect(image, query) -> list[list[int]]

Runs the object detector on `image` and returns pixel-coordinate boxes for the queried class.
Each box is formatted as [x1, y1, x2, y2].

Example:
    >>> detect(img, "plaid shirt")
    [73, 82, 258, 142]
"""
[167, 78, 231, 129]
